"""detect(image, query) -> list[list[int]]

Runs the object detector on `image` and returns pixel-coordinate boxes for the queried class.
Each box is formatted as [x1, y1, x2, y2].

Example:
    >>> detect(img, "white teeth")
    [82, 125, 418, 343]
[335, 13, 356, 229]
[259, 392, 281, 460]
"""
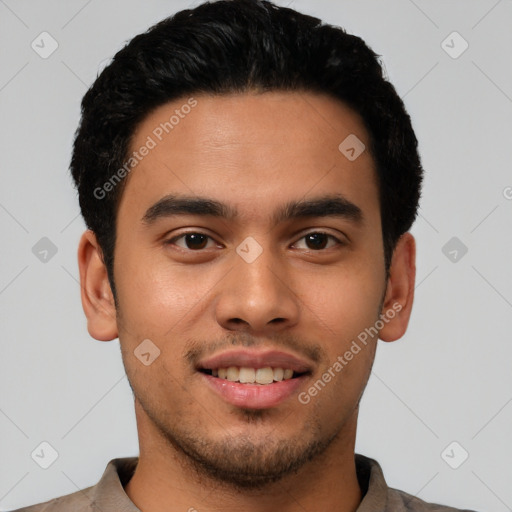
[273, 367, 284, 381]
[239, 367, 256, 383]
[255, 367, 274, 384]
[209, 366, 297, 384]
[227, 366, 239, 381]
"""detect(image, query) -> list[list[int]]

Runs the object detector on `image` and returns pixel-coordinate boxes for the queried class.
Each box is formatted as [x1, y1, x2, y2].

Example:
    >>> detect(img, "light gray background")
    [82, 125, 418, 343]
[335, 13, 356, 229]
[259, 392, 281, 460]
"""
[1, 0, 511, 510]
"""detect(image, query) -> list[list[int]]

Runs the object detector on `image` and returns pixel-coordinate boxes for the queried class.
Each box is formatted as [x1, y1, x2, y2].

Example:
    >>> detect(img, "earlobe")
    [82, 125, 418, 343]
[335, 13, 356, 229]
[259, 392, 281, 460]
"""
[77, 229, 118, 341]
[378, 232, 416, 343]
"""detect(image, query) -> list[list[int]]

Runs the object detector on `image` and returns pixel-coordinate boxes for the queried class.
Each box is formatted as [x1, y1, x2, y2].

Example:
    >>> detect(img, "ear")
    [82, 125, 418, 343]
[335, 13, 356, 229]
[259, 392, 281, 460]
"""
[77, 229, 118, 341]
[378, 232, 416, 342]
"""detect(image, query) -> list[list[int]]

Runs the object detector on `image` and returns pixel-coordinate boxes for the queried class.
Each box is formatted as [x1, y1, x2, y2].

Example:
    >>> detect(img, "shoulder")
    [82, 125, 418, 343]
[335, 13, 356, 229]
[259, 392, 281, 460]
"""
[7, 485, 96, 512]
[355, 453, 480, 512]
[7, 457, 138, 512]
[387, 486, 479, 512]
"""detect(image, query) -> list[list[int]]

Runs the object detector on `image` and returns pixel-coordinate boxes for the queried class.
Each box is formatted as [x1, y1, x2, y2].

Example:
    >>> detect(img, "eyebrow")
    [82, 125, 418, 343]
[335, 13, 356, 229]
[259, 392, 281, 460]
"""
[141, 193, 363, 226]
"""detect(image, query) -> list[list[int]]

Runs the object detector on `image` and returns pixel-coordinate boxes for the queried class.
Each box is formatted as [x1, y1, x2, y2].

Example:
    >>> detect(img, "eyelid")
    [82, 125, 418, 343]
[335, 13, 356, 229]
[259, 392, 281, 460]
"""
[166, 230, 220, 249]
[291, 231, 345, 250]
[165, 229, 347, 251]
[292, 227, 348, 243]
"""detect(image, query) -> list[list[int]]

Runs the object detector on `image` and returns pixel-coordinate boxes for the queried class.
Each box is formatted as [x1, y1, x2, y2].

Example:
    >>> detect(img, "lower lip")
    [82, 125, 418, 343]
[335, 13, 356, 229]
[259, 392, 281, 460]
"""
[199, 372, 308, 409]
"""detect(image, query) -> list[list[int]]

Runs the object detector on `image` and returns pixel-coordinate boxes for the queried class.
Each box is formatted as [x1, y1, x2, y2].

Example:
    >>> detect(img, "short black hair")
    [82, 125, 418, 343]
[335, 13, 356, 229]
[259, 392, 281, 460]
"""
[70, 0, 423, 303]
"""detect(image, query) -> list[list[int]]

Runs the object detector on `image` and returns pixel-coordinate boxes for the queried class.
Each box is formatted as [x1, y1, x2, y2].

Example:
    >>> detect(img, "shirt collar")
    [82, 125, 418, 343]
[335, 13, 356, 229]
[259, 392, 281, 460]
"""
[355, 453, 390, 511]
[90, 457, 140, 511]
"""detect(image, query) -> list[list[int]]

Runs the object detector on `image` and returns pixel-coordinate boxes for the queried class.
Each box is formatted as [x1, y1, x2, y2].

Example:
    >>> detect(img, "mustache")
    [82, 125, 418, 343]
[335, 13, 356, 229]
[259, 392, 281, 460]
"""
[183, 331, 325, 368]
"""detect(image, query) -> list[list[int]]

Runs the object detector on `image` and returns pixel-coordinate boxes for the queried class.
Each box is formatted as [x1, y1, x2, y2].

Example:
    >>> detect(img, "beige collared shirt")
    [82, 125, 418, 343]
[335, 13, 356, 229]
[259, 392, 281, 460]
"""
[11, 454, 478, 512]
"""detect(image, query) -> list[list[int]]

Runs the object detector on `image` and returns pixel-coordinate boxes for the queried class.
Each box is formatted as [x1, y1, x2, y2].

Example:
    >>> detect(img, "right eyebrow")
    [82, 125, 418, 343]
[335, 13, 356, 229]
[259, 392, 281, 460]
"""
[141, 195, 238, 225]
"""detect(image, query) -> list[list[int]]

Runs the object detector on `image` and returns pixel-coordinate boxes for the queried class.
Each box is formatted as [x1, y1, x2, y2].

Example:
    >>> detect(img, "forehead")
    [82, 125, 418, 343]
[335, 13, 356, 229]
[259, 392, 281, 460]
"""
[118, 91, 378, 226]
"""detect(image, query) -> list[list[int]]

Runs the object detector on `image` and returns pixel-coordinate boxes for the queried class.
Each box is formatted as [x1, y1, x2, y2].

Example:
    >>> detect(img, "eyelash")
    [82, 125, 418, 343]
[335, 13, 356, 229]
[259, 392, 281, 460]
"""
[165, 231, 345, 252]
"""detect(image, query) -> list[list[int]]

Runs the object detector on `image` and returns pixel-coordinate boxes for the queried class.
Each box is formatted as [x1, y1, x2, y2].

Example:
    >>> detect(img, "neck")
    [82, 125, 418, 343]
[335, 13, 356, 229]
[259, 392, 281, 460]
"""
[125, 401, 362, 512]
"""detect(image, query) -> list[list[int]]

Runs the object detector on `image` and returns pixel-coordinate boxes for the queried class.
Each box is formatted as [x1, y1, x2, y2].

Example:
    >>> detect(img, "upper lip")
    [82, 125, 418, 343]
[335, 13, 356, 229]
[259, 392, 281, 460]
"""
[196, 349, 314, 373]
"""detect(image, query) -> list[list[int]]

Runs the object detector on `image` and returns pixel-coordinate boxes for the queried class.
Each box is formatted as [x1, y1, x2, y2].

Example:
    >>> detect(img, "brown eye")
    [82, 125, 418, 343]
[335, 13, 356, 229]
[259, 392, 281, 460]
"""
[293, 232, 342, 251]
[167, 232, 215, 250]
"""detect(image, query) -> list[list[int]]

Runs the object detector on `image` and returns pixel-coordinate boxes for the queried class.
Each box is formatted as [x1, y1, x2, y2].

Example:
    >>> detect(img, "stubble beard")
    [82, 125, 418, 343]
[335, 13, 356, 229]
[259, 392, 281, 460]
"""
[139, 397, 342, 491]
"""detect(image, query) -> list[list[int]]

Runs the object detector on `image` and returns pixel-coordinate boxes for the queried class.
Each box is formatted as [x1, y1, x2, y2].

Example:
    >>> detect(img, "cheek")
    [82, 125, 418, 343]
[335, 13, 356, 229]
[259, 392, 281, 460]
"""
[303, 263, 384, 336]
[304, 286, 379, 407]
[115, 248, 211, 333]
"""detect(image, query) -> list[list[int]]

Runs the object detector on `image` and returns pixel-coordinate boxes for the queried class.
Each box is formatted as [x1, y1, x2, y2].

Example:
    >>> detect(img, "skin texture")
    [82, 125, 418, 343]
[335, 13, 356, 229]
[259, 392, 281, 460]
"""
[78, 91, 416, 512]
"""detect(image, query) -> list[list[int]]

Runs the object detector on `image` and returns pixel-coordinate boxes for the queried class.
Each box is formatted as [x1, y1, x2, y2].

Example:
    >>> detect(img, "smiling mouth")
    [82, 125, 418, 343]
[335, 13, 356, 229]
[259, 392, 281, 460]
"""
[198, 366, 309, 385]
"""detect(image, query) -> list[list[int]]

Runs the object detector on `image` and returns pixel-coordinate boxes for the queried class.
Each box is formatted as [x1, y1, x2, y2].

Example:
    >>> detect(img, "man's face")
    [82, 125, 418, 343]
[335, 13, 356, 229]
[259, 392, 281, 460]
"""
[111, 91, 388, 487]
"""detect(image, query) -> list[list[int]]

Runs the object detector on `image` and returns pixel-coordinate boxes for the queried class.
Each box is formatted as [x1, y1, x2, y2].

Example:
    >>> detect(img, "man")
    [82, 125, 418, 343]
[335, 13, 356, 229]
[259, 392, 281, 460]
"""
[13, 0, 479, 510]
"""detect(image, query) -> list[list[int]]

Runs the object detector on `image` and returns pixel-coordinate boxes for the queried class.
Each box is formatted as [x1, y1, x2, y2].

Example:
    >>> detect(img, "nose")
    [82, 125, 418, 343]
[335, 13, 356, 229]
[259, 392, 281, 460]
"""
[214, 245, 300, 335]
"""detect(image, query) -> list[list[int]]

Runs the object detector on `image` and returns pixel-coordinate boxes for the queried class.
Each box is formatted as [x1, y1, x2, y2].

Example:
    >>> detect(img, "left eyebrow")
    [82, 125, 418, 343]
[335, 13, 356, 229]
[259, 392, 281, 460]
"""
[272, 194, 363, 225]
[141, 193, 364, 226]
